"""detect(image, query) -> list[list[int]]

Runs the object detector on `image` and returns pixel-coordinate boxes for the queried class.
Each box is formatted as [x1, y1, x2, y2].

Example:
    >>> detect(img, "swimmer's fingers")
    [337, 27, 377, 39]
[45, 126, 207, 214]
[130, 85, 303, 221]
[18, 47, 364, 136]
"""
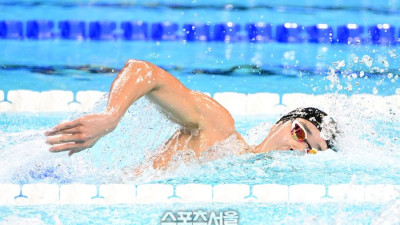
[48, 143, 85, 154]
[45, 119, 81, 136]
[46, 127, 81, 136]
[68, 149, 85, 157]
[46, 134, 83, 145]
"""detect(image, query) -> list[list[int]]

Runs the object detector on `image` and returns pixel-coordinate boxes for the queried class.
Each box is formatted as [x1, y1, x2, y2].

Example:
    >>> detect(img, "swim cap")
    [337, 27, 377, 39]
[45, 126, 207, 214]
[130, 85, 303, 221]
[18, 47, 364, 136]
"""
[276, 107, 338, 151]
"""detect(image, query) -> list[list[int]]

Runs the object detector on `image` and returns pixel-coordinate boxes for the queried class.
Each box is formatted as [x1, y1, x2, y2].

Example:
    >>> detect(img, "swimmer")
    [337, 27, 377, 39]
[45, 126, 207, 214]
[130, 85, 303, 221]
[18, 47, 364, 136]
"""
[45, 59, 338, 170]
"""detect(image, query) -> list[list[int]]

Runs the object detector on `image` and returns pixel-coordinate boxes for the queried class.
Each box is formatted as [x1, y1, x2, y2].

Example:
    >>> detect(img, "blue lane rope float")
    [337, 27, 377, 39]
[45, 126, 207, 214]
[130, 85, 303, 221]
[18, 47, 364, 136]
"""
[276, 23, 304, 43]
[337, 24, 365, 44]
[26, 20, 55, 39]
[183, 23, 211, 41]
[59, 20, 86, 40]
[213, 22, 241, 42]
[0, 20, 23, 39]
[89, 21, 117, 40]
[151, 22, 179, 41]
[121, 21, 148, 40]
[0, 20, 398, 44]
[245, 22, 272, 42]
[306, 24, 333, 43]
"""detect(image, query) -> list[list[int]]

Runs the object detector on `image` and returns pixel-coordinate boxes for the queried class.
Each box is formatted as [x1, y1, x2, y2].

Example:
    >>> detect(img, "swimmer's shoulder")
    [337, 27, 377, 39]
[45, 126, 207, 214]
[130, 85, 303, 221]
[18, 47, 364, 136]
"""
[190, 91, 236, 135]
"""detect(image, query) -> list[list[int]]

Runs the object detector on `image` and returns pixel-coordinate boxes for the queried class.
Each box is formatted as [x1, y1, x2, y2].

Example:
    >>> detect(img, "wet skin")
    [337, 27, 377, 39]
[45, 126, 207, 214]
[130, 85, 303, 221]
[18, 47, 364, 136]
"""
[45, 60, 328, 170]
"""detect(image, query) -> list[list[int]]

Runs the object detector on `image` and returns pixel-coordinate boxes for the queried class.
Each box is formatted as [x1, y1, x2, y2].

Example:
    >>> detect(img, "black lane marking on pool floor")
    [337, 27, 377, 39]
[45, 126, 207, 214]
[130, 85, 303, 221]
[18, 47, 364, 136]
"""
[0, 64, 396, 77]
[0, 2, 399, 14]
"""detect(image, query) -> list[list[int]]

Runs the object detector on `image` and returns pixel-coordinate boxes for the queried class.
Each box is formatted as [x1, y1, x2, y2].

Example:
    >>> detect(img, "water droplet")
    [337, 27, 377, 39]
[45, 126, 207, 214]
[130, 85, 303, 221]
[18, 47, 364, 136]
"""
[361, 55, 373, 67]
[372, 87, 378, 95]
[345, 84, 353, 92]
[352, 54, 359, 63]
[381, 59, 389, 67]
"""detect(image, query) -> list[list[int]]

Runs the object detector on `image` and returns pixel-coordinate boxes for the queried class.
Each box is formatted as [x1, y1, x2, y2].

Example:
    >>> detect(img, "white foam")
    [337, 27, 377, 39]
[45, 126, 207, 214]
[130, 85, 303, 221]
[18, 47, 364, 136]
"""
[253, 184, 289, 202]
[175, 184, 212, 202]
[213, 184, 250, 202]
[40, 90, 73, 112]
[350, 94, 389, 115]
[0, 215, 46, 225]
[385, 95, 400, 112]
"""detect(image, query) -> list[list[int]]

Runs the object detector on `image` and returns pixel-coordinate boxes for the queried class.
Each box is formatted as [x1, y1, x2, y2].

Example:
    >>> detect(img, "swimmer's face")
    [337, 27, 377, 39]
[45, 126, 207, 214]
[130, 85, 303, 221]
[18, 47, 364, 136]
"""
[260, 118, 328, 153]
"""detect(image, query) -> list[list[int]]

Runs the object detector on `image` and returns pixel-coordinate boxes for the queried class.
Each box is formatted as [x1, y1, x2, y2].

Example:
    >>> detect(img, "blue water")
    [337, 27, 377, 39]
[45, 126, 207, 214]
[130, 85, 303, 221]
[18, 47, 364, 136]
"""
[0, 41, 399, 95]
[1, 0, 399, 26]
[1, 0, 400, 224]
[0, 202, 393, 224]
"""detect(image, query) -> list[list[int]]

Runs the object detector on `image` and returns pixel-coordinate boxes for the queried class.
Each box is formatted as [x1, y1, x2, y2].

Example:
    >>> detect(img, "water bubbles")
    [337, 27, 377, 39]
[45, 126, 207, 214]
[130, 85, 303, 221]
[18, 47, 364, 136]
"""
[360, 71, 365, 77]
[345, 84, 353, 92]
[372, 87, 378, 95]
[283, 51, 296, 61]
[351, 73, 358, 79]
[389, 49, 397, 58]
[352, 54, 359, 63]
[333, 60, 345, 70]
[388, 73, 393, 79]
[361, 55, 373, 67]
[381, 58, 389, 68]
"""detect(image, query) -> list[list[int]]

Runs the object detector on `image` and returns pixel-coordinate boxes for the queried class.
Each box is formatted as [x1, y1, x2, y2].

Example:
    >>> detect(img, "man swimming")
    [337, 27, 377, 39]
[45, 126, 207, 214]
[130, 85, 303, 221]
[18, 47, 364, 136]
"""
[45, 59, 337, 170]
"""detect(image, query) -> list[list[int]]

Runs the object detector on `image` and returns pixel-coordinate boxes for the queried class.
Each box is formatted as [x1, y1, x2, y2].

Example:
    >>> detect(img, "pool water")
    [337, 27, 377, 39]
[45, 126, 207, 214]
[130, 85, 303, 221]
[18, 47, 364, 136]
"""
[0, 202, 397, 225]
[1, 0, 400, 224]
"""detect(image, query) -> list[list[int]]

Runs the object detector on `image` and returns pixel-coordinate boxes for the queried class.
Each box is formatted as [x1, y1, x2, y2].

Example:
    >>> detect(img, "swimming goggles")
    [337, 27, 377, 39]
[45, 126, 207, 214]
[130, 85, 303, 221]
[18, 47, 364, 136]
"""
[291, 120, 318, 154]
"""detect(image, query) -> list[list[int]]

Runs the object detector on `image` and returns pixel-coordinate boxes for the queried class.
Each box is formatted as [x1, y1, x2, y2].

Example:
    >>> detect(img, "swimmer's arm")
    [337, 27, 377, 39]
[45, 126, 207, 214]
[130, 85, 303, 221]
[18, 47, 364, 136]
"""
[45, 59, 216, 155]
[105, 59, 201, 127]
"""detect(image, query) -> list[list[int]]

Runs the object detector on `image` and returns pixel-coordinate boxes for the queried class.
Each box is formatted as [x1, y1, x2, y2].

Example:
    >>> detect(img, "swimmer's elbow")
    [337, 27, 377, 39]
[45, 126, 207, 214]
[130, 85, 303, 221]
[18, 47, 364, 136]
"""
[125, 59, 162, 81]
[125, 59, 152, 71]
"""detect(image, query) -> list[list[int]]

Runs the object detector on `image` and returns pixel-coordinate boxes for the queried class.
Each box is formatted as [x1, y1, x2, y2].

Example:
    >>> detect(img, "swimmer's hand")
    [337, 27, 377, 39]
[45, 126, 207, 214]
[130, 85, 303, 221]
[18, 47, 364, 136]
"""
[45, 113, 118, 156]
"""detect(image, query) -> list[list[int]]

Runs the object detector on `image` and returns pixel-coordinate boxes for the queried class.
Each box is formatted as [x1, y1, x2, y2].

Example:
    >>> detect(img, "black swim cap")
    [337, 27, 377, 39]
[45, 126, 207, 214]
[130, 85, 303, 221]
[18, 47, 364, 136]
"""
[276, 107, 338, 151]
